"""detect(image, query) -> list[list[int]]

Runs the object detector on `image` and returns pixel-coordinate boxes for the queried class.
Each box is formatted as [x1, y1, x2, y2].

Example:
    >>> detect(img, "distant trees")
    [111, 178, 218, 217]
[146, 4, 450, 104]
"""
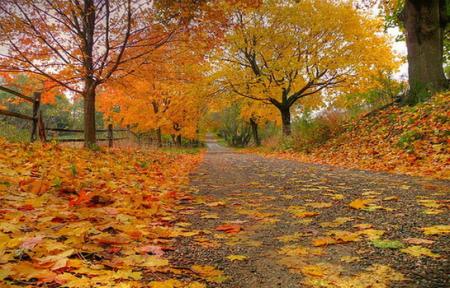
[213, 0, 397, 136]
[215, 104, 253, 147]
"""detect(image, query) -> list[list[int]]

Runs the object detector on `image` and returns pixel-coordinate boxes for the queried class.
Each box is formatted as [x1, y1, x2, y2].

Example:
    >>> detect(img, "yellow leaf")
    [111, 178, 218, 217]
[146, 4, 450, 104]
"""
[400, 246, 440, 258]
[150, 279, 183, 288]
[312, 237, 338, 247]
[305, 202, 332, 208]
[383, 196, 398, 201]
[141, 256, 169, 268]
[349, 199, 372, 209]
[226, 255, 247, 261]
[191, 265, 227, 283]
[320, 217, 353, 228]
[300, 265, 325, 277]
[279, 245, 324, 257]
[421, 225, 450, 235]
[340, 256, 360, 263]
[277, 232, 304, 243]
[293, 211, 320, 218]
[357, 229, 385, 240]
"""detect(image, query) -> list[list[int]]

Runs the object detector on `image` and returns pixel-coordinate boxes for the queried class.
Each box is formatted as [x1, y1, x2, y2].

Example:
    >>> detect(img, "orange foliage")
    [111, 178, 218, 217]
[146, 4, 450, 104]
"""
[98, 35, 211, 139]
[0, 139, 204, 286]
[250, 92, 450, 179]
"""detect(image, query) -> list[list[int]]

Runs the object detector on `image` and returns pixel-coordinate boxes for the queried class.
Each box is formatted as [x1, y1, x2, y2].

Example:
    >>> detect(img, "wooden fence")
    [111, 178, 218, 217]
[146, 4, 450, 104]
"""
[0, 88, 128, 147]
[0, 88, 44, 142]
[45, 125, 129, 147]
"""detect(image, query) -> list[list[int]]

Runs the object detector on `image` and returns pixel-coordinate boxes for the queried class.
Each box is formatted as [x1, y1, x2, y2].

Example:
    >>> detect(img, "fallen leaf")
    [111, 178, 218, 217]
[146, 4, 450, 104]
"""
[349, 199, 372, 209]
[216, 224, 242, 234]
[400, 246, 440, 258]
[371, 239, 404, 249]
[139, 245, 164, 256]
[403, 238, 434, 245]
[226, 255, 247, 261]
[300, 265, 325, 277]
[191, 265, 227, 283]
[421, 225, 450, 235]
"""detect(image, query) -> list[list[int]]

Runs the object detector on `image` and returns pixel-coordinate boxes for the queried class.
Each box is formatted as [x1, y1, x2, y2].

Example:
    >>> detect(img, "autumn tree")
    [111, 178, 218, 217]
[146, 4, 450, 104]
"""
[213, 0, 398, 136]
[0, 0, 183, 146]
[379, 0, 449, 104]
[98, 37, 210, 146]
[210, 92, 278, 146]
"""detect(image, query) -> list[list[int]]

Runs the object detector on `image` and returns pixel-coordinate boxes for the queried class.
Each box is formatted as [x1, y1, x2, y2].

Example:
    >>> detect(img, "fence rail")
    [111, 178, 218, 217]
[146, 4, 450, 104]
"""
[0, 86, 34, 102]
[46, 124, 130, 147]
[56, 137, 128, 143]
[0, 89, 43, 141]
[1, 87, 129, 147]
[45, 128, 128, 133]
[0, 109, 34, 121]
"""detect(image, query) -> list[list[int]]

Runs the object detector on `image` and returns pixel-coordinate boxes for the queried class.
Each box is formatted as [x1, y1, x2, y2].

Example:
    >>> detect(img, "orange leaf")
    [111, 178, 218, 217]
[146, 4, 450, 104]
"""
[216, 224, 242, 234]
[69, 190, 92, 207]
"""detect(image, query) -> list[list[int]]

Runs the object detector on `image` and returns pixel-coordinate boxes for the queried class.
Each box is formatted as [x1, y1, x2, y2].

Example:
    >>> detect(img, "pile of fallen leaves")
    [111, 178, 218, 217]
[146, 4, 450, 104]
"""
[257, 92, 449, 179]
[0, 139, 208, 287]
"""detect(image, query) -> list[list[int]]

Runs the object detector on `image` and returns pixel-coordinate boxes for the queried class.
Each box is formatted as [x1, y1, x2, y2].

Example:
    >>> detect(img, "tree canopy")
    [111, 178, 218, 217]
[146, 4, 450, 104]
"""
[212, 0, 398, 135]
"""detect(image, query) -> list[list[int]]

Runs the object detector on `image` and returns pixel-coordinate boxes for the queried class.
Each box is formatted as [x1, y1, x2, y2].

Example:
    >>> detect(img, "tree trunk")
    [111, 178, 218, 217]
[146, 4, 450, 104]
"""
[156, 128, 162, 148]
[249, 118, 261, 146]
[83, 79, 97, 147]
[280, 107, 291, 136]
[403, 0, 448, 104]
[176, 135, 182, 147]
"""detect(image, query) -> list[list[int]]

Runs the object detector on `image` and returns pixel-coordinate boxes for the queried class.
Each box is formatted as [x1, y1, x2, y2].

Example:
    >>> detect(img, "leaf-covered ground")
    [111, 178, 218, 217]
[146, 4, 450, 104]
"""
[0, 140, 207, 287]
[252, 92, 449, 179]
[178, 141, 449, 287]
[1, 138, 449, 287]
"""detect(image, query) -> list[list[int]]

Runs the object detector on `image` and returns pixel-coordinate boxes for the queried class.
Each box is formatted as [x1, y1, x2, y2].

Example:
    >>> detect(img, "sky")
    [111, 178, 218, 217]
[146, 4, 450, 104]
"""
[389, 27, 408, 80]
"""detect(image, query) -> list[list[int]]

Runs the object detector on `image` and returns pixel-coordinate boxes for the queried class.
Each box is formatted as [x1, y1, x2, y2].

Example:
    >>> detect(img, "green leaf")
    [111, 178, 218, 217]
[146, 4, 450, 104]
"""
[371, 239, 404, 249]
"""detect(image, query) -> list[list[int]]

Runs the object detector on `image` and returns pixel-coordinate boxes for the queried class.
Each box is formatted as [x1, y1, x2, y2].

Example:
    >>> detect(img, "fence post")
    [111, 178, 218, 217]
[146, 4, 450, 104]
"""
[108, 124, 113, 148]
[37, 111, 47, 142]
[126, 124, 131, 141]
[30, 92, 41, 142]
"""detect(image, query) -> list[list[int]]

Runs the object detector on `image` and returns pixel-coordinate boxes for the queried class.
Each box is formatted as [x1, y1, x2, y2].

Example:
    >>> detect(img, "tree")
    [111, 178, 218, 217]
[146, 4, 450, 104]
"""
[402, 0, 448, 103]
[375, 0, 449, 104]
[237, 98, 278, 146]
[0, 0, 180, 146]
[213, 0, 398, 136]
[98, 38, 210, 146]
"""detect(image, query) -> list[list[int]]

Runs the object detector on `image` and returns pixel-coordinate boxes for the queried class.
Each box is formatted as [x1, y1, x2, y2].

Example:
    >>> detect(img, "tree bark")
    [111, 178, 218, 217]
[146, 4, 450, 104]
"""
[403, 0, 448, 104]
[176, 135, 182, 147]
[249, 118, 261, 146]
[280, 107, 291, 136]
[156, 128, 162, 148]
[83, 79, 97, 147]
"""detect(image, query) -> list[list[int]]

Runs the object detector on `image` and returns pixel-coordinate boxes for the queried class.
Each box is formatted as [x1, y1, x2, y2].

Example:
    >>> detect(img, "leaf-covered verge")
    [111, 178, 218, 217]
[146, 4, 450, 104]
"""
[249, 92, 449, 179]
[0, 139, 210, 287]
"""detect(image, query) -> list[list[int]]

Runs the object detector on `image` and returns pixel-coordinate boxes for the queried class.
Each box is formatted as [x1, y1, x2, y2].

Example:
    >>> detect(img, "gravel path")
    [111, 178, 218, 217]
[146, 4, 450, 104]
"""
[173, 139, 449, 288]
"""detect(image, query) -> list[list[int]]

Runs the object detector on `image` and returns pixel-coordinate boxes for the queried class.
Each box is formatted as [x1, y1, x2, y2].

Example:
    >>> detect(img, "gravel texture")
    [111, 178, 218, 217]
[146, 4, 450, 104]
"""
[170, 139, 449, 288]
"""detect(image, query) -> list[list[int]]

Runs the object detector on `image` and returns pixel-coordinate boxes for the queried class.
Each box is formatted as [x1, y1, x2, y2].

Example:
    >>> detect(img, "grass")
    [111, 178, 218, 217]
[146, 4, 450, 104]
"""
[160, 147, 203, 154]
[0, 121, 29, 142]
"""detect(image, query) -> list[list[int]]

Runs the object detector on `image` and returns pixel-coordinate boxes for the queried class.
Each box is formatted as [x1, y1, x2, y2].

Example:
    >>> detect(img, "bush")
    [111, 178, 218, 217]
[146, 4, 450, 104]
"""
[292, 110, 345, 152]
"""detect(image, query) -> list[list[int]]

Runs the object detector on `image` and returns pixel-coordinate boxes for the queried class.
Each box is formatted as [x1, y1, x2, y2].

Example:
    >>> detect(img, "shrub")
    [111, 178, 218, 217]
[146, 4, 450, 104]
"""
[292, 110, 345, 152]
